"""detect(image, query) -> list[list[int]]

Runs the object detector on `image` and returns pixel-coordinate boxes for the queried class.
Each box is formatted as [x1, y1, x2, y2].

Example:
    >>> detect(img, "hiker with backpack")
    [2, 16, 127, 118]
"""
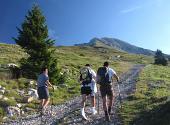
[97, 61, 120, 121]
[79, 64, 98, 120]
[37, 67, 54, 113]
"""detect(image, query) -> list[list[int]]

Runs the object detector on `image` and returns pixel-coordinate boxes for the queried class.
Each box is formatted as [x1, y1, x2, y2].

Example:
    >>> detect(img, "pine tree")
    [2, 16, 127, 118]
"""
[13, 5, 60, 84]
[154, 49, 168, 66]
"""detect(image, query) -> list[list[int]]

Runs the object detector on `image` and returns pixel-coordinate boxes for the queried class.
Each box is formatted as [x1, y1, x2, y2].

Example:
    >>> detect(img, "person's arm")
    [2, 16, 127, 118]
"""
[46, 80, 54, 89]
[110, 68, 120, 82]
[114, 74, 120, 82]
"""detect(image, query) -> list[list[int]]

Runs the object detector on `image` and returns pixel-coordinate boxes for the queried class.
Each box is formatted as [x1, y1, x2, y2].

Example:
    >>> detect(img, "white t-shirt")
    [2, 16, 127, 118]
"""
[107, 67, 117, 82]
[89, 68, 97, 93]
[89, 68, 96, 80]
[81, 67, 97, 93]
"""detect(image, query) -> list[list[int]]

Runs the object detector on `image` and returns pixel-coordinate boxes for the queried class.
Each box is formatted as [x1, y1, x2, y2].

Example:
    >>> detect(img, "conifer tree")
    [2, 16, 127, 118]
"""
[14, 5, 60, 84]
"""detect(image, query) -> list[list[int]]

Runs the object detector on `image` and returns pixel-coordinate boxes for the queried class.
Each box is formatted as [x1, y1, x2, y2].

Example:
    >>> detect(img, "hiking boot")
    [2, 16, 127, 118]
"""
[105, 114, 111, 122]
[81, 108, 88, 120]
[108, 106, 112, 115]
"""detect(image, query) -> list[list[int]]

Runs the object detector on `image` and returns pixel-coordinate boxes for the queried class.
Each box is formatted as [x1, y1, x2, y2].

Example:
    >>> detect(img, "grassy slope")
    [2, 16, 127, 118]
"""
[0, 43, 154, 102]
[0, 43, 153, 121]
[120, 65, 170, 125]
[0, 43, 27, 64]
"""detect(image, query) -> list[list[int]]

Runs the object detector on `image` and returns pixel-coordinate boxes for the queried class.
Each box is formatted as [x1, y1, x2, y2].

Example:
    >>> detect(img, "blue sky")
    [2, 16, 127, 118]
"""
[0, 0, 170, 54]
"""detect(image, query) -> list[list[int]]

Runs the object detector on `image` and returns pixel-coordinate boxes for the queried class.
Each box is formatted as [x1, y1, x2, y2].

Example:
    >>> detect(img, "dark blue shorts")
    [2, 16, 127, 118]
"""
[81, 86, 92, 95]
[37, 86, 49, 99]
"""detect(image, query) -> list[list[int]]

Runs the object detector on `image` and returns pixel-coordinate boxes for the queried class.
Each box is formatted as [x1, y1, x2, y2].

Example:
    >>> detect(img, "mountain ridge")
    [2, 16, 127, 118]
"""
[75, 37, 155, 56]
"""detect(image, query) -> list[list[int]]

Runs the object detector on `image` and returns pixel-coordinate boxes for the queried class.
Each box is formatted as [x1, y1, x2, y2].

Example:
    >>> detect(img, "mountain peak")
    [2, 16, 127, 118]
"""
[75, 37, 155, 56]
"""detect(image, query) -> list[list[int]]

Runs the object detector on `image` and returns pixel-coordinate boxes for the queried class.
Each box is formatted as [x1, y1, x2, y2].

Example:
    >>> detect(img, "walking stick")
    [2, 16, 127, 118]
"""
[117, 81, 122, 109]
[97, 85, 100, 114]
[51, 86, 54, 116]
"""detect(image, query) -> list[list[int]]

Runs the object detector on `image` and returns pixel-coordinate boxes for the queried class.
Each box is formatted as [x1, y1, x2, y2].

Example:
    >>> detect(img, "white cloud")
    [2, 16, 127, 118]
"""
[120, 6, 142, 14]
[48, 29, 58, 40]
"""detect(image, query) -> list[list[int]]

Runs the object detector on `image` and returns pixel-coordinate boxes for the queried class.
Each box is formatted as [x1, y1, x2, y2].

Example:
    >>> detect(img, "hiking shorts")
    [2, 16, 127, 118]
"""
[37, 86, 49, 100]
[100, 84, 113, 98]
[81, 86, 92, 96]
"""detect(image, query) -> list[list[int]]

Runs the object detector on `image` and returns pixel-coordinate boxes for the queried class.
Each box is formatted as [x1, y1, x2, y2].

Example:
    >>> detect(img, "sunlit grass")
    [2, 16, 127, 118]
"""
[120, 65, 170, 125]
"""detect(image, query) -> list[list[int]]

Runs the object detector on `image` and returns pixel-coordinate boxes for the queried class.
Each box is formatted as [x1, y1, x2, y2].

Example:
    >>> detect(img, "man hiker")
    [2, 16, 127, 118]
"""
[97, 61, 119, 121]
[37, 67, 54, 113]
[80, 64, 98, 120]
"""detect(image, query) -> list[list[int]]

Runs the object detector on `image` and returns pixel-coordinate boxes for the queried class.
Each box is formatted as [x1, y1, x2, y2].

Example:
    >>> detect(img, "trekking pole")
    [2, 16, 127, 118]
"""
[51, 86, 54, 116]
[117, 81, 122, 109]
[97, 85, 100, 114]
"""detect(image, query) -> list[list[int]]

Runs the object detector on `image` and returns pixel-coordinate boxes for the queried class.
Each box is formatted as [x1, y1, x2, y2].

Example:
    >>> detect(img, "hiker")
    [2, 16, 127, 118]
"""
[97, 61, 119, 121]
[37, 67, 54, 112]
[80, 64, 98, 120]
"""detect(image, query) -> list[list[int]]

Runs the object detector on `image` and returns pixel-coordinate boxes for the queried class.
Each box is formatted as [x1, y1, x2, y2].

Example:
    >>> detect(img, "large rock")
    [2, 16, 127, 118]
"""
[0, 89, 5, 94]
[0, 86, 5, 94]
[17, 90, 25, 96]
[7, 106, 20, 117]
[7, 63, 18, 68]
[28, 88, 38, 99]
[23, 96, 34, 103]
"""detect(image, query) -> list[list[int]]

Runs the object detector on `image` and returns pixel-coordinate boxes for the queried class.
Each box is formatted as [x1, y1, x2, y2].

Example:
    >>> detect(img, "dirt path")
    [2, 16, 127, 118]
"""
[3, 64, 144, 125]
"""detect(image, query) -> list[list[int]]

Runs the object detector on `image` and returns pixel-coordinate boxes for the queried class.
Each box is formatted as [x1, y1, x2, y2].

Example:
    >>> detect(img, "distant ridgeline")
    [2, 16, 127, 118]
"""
[75, 37, 156, 56]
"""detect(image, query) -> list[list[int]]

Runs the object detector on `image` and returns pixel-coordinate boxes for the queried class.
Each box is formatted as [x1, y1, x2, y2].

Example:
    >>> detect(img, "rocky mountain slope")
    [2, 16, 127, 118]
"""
[75, 37, 155, 56]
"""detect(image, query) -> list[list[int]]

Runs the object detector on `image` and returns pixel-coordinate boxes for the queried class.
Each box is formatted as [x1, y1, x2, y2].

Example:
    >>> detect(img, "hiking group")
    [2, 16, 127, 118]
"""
[80, 61, 120, 121]
[36, 61, 120, 122]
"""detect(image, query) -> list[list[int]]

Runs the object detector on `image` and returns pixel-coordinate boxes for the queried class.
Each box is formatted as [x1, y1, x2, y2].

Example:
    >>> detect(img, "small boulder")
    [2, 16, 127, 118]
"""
[0, 94, 3, 99]
[0, 89, 5, 94]
[3, 97, 9, 101]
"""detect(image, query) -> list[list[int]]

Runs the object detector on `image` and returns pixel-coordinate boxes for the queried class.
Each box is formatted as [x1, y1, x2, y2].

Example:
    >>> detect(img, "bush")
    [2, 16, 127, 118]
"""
[4, 90, 20, 98]
[0, 99, 17, 108]
[6, 80, 18, 90]
[154, 49, 168, 66]
[18, 78, 28, 89]
[79, 53, 85, 56]
[0, 107, 5, 117]
[0, 107, 5, 123]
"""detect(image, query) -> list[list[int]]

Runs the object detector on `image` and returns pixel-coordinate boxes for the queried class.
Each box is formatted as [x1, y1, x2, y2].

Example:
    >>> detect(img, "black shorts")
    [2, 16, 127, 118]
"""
[100, 84, 113, 98]
[37, 86, 49, 99]
[81, 86, 92, 95]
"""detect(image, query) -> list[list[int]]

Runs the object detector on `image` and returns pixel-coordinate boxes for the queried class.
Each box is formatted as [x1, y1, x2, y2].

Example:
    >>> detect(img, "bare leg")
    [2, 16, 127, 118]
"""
[43, 98, 50, 108]
[40, 99, 45, 108]
[102, 96, 107, 112]
[108, 95, 113, 114]
[81, 94, 87, 108]
[108, 95, 113, 108]
[81, 94, 88, 119]
[102, 96, 110, 121]
[91, 96, 95, 108]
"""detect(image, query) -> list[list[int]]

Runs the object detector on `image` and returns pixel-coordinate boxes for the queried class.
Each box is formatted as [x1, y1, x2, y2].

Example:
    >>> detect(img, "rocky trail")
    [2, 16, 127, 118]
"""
[3, 64, 144, 125]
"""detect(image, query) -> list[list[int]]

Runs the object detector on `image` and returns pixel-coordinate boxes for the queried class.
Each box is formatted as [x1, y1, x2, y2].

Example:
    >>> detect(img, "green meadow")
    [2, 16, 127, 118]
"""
[120, 65, 170, 125]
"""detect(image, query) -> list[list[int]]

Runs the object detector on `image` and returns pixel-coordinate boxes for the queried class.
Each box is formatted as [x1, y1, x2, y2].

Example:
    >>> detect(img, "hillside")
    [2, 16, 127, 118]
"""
[1, 43, 170, 125]
[75, 37, 155, 56]
[120, 65, 170, 125]
[0, 43, 153, 70]
[0, 43, 155, 124]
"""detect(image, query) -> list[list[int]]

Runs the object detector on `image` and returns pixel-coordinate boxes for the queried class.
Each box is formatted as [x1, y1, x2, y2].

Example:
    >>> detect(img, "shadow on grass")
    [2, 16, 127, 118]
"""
[132, 101, 170, 125]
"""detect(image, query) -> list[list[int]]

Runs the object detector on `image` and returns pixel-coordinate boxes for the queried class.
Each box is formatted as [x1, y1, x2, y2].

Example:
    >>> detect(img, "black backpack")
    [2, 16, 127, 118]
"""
[80, 67, 92, 85]
[97, 67, 111, 85]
